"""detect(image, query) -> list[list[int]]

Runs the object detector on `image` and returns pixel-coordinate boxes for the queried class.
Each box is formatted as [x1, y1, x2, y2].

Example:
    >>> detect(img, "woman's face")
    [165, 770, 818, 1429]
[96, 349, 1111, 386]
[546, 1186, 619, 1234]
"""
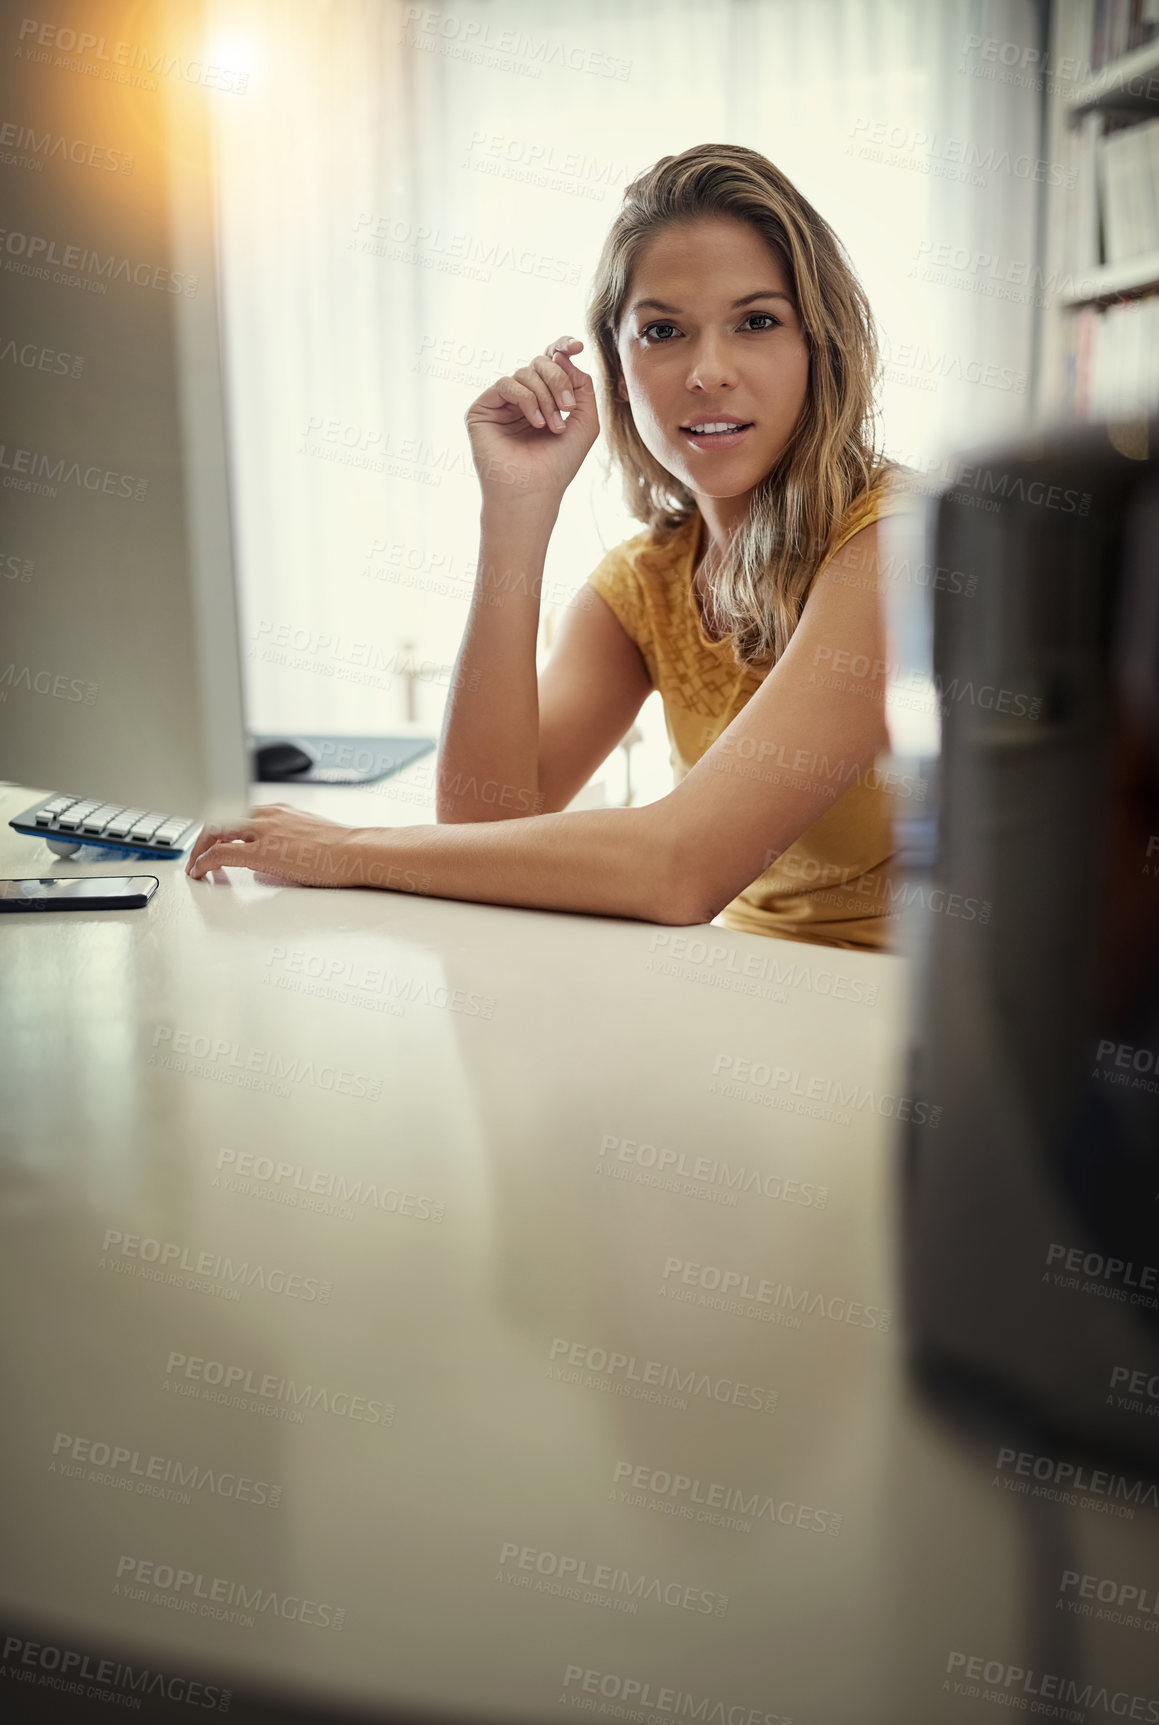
[614, 215, 810, 511]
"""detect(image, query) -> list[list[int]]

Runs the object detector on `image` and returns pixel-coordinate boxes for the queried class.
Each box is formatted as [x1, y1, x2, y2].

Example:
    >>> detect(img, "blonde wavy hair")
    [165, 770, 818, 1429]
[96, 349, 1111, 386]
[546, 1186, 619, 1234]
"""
[585, 142, 902, 670]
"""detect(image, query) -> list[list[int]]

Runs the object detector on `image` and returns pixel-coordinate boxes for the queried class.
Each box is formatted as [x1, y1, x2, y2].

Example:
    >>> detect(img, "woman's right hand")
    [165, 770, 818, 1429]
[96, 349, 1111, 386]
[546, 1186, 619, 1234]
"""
[465, 336, 600, 508]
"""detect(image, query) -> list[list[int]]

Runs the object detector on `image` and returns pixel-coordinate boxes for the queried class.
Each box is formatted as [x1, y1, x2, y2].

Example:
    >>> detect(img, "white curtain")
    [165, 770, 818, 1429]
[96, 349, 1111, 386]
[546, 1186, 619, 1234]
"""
[205, 0, 1041, 791]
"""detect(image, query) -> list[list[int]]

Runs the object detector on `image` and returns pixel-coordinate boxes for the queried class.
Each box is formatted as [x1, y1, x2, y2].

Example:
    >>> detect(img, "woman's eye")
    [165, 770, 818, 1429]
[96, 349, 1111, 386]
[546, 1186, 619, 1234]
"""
[640, 314, 782, 342]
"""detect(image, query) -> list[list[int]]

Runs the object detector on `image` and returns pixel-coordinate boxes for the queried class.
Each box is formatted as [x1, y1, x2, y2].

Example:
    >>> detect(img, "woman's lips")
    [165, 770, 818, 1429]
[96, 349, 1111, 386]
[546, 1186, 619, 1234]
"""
[680, 423, 754, 451]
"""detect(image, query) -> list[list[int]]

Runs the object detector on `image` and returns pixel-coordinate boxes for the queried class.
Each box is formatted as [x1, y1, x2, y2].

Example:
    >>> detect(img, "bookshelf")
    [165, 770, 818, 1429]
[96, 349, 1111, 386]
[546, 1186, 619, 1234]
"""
[1036, 0, 1159, 425]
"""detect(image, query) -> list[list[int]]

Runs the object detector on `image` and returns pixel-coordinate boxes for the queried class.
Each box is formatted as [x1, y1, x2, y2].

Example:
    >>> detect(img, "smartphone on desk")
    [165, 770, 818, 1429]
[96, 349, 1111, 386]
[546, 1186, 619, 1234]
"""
[0, 876, 159, 912]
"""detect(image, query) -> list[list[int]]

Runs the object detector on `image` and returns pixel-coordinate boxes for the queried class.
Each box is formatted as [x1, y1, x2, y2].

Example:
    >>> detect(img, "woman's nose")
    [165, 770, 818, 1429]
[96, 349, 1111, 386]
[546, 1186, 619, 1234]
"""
[686, 341, 736, 392]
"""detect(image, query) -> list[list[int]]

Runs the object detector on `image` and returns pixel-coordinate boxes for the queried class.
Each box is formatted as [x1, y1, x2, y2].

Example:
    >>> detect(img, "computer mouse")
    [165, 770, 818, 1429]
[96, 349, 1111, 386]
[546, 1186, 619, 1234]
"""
[254, 740, 316, 780]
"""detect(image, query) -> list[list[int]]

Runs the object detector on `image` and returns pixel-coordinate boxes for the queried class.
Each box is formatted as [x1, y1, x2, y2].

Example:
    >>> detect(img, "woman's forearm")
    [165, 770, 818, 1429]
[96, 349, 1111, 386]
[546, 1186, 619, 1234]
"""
[436, 495, 560, 824]
[344, 801, 693, 925]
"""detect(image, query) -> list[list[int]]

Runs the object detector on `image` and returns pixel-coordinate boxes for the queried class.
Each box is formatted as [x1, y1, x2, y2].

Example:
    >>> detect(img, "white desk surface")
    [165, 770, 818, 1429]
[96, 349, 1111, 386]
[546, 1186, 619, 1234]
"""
[1, 772, 1155, 1724]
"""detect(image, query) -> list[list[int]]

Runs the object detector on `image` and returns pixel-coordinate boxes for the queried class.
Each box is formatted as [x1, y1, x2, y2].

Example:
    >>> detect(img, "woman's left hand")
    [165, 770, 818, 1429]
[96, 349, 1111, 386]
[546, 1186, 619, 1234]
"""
[185, 803, 360, 887]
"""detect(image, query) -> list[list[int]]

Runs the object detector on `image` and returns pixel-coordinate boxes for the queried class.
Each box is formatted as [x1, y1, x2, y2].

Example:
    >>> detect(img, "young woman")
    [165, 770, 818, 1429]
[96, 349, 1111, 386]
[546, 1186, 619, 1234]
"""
[187, 142, 912, 953]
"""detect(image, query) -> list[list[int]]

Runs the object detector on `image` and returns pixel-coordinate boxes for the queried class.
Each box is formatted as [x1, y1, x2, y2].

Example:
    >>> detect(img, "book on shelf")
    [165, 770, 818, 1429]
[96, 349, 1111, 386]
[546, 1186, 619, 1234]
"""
[1048, 0, 1159, 424]
[1073, 111, 1103, 274]
[1089, 0, 1159, 71]
[1096, 115, 1159, 264]
[1062, 295, 1159, 417]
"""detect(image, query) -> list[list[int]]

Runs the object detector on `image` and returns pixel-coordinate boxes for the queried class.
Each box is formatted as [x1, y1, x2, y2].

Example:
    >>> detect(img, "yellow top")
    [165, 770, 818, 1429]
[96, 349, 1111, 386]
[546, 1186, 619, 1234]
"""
[586, 476, 912, 952]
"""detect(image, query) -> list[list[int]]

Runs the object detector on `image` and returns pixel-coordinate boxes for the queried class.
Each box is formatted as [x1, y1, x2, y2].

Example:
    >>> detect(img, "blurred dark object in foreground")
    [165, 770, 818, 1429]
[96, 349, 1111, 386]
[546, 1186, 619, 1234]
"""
[901, 419, 1159, 1474]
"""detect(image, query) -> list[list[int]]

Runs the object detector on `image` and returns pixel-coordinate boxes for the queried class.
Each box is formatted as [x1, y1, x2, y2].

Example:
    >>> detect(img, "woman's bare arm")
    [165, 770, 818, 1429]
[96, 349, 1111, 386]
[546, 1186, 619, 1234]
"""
[338, 518, 893, 925]
[436, 506, 653, 822]
[534, 586, 653, 812]
[187, 519, 894, 914]
[654, 517, 895, 920]
[438, 334, 610, 823]
[436, 496, 559, 823]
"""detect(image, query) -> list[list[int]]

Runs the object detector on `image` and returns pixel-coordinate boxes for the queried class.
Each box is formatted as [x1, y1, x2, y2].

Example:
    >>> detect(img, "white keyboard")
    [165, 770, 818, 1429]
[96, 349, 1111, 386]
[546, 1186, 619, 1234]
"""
[9, 792, 199, 858]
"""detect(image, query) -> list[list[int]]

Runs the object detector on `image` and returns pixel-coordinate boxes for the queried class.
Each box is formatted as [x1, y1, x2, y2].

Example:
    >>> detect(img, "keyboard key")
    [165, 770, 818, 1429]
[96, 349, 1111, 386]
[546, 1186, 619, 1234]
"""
[153, 819, 194, 845]
[82, 804, 125, 834]
[58, 800, 102, 830]
[129, 814, 169, 842]
[40, 797, 75, 816]
[105, 811, 145, 838]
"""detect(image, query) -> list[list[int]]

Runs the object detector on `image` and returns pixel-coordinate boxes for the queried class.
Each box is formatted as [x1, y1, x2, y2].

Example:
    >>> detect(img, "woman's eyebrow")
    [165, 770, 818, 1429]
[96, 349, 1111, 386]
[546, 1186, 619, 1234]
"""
[629, 290, 794, 315]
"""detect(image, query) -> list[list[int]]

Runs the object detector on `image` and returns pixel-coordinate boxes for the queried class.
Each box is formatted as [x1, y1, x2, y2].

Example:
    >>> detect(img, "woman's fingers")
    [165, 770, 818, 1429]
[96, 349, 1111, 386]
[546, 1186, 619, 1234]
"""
[184, 818, 259, 875]
[520, 337, 586, 430]
[546, 339, 584, 389]
[516, 364, 564, 432]
[513, 364, 562, 429]
[530, 354, 576, 415]
[187, 838, 255, 879]
[490, 374, 550, 428]
[482, 339, 587, 434]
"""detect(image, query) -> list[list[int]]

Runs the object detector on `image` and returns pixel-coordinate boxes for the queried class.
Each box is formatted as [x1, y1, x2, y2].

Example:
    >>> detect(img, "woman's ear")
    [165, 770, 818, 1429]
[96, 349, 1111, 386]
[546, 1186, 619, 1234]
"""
[615, 374, 629, 402]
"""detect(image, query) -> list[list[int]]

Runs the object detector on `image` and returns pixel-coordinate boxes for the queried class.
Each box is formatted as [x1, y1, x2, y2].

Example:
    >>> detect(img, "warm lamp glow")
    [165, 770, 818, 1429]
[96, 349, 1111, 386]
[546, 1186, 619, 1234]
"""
[204, 32, 262, 81]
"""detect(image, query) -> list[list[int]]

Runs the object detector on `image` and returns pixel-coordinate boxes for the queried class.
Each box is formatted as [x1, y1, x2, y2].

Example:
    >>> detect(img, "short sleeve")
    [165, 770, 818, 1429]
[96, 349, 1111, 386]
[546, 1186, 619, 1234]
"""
[585, 537, 657, 679]
[827, 471, 918, 562]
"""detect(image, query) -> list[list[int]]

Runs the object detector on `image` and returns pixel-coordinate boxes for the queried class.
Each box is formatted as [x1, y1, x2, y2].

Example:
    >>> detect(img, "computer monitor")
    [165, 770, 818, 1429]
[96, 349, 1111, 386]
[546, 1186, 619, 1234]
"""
[0, 0, 248, 828]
